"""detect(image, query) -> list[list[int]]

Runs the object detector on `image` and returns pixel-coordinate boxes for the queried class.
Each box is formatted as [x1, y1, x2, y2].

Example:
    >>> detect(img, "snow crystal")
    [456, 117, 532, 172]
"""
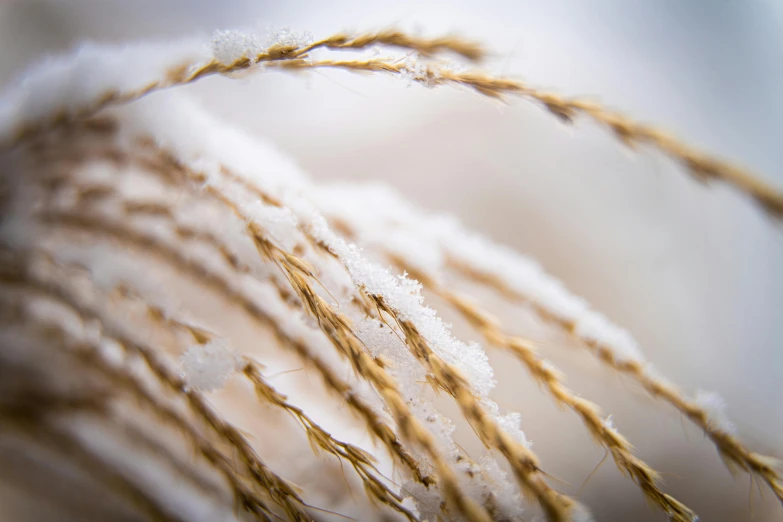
[694, 389, 736, 435]
[0, 38, 210, 144]
[574, 310, 644, 363]
[180, 341, 241, 391]
[266, 27, 313, 49]
[399, 54, 440, 88]
[311, 182, 650, 369]
[492, 409, 531, 449]
[240, 201, 299, 251]
[210, 30, 266, 65]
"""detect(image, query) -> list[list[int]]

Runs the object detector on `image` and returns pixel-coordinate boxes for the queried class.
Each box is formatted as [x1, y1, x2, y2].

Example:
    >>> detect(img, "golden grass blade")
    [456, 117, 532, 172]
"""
[401, 261, 697, 522]
[453, 260, 783, 507]
[5, 29, 780, 218]
[0, 255, 313, 522]
[0, 298, 275, 521]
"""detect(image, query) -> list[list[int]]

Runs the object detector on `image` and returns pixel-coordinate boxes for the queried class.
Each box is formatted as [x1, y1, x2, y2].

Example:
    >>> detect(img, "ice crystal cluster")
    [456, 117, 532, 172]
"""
[0, 27, 780, 522]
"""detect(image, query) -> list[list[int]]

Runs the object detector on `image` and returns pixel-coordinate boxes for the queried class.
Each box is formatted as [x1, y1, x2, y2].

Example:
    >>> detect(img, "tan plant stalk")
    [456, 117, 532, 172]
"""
[249, 235, 494, 522]
[179, 158, 565, 518]
[1, 413, 181, 522]
[77, 180, 527, 519]
[4, 30, 481, 147]
[41, 175, 435, 492]
[0, 299, 275, 521]
[452, 260, 783, 505]
[193, 159, 574, 520]
[366, 293, 574, 522]
[295, 29, 487, 61]
[5, 30, 780, 219]
[242, 360, 420, 522]
[114, 145, 571, 519]
[399, 261, 696, 521]
[7, 29, 781, 219]
[269, 57, 783, 218]
[77, 252, 421, 521]
[0, 254, 313, 522]
[32, 211, 484, 520]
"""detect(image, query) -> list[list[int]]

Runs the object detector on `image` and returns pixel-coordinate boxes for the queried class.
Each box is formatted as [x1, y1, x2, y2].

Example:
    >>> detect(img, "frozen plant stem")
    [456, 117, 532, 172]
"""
[2, 24, 782, 522]
[3, 29, 782, 219]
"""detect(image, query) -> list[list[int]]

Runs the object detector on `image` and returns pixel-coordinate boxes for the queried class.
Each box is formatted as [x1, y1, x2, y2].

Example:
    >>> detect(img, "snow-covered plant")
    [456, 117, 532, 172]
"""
[0, 27, 780, 522]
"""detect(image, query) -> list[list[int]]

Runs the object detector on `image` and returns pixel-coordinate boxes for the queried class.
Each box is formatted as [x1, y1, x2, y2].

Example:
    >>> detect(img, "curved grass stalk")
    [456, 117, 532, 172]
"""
[253, 230, 574, 522]
[399, 261, 696, 522]
[118, 140, 576, 520]
[0, 412, 182, 522]
[32, 212, 485, 521]
[0, 298, 275, 521]
[452, 260, 783, 506]
[34, 223, 421, 522]
[242, 361, 420, 522]
[42, 179, 436, 492]
[0, 255, 313, 522]
[6, 30, 780, 218]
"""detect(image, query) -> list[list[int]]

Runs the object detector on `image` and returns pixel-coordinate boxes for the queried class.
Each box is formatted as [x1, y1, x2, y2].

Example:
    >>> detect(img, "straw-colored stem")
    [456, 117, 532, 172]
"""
[33, 212, 471, 517]
[251, 233, 493, 522]
[242, 360, 420, 522]
[0, 413, 182, 522]
[0, 253, 312, 522]
[44, 186, 434, 490]
[295, 29, 486, 61]
[367, 293, 574, 522]
[6, 30, 780, 218]
[0, 299, 275, 521]
[270, 56, 783, 217]
[402, 261, 696, 521]
[452, 260, 783, 506]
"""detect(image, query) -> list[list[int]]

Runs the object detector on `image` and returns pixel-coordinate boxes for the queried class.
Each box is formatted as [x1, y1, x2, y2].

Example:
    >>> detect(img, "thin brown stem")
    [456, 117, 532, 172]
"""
[0, 254, 313, 522]
[0, 299, 274, 521]
[401, 261, 696, 521]
[452, 260, 783, 506]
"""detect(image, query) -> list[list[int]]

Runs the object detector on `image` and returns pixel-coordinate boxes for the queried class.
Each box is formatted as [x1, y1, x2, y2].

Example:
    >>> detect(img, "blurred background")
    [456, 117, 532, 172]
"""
[1, 1, 781, 520]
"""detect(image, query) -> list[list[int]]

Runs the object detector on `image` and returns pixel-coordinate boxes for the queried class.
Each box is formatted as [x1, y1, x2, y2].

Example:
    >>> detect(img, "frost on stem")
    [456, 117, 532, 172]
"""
[209, 27, 313, 66]
[400, 54, 441, 88]
[694, 389, 736, 435]
[181, 341, 241, 391]
[266, 27, 313, 49]
[310, 182, 647, 364]
[210, 30, 267, 65]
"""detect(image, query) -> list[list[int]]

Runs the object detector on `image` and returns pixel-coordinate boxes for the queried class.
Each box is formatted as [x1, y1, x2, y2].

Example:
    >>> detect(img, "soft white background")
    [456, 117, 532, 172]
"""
[1, 1, 781, 520]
